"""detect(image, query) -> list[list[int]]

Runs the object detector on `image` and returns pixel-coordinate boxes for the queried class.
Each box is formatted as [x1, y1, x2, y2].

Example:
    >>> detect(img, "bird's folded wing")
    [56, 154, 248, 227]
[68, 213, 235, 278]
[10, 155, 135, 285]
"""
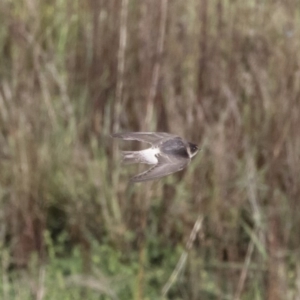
[130, 155, 189, 182]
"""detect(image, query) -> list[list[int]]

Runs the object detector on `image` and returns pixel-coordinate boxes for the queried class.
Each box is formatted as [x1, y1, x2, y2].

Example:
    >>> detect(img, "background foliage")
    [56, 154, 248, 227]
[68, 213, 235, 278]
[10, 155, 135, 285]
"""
[0, 0, 300, 299]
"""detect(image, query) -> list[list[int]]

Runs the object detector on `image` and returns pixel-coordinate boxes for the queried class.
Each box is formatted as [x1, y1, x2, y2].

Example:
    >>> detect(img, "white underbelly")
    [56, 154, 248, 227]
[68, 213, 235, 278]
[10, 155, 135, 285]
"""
[140, 148, 160, 164]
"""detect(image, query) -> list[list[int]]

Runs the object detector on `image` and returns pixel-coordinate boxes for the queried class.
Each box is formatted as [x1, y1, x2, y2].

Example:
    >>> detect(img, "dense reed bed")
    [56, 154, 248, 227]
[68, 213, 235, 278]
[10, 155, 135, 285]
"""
[0, 0, 300, 299]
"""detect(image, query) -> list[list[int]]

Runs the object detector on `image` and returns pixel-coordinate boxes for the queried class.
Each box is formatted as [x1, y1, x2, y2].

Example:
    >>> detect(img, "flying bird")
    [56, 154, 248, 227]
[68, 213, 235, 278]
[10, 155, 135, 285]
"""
[112, 132, 199, 182]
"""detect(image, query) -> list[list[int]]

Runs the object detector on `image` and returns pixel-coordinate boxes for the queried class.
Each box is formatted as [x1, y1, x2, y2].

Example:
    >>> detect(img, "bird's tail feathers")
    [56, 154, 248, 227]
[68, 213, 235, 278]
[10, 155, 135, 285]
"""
[121, 151, 143, 164]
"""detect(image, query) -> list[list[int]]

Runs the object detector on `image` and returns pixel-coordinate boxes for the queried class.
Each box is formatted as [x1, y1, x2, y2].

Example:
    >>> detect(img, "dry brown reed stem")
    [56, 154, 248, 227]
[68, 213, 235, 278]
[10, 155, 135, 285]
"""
[232, 151, 267, 299]
[161, 215, 204, 297]
[24, 31, 58, 128]
[233, 240, 255, 300]
[246, 151, 264, 245]
[113, 0, 128, 135]
[136, 238, 146, 300]
[135, 185, 153, 300]
[197, 0, 208, 101]
[296, 263, 300, 298]
[0, 83, 9, 124]
[35, 265, 46, 300]
[46, 63, 74, 122]
[24, 26, 74, 122]
[136, 1, 168, 297]
[144, 0, 168, 129]
[111, 0, 129, 223]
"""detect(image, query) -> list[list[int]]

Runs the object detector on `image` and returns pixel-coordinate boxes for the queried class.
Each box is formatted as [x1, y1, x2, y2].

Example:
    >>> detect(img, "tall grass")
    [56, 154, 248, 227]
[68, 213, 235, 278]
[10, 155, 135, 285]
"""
[0, 0, 300, 299]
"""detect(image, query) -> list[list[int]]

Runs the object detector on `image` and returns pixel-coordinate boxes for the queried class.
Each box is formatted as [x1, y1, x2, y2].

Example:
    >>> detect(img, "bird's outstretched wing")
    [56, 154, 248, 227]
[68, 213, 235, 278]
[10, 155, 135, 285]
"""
[130, 154, 189, 182]
[111, 132, 177, 145]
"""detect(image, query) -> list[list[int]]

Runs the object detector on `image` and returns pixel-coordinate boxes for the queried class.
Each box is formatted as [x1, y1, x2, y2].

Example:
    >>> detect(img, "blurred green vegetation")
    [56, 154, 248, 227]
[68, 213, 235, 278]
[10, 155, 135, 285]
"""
[0, 0, 300, 299]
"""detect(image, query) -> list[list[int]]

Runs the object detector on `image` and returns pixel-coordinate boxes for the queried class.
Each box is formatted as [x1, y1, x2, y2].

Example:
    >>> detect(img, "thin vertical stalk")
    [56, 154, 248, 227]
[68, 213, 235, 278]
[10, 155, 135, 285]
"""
[111, 0, 129, 223]
[113, 0, 128, 135]
[162, 215, 204, 297]
[144, 0, 168, 129]
[233, 240, 255, 300]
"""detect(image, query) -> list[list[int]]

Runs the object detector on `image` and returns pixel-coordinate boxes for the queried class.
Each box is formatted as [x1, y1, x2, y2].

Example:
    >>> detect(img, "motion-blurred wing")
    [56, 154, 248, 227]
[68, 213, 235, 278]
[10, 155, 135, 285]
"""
[111, 132, 178, 145]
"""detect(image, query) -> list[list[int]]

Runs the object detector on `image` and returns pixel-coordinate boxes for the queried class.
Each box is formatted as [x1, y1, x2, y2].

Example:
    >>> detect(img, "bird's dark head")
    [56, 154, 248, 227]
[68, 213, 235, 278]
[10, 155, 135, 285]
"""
[188, 143, 199, 158]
